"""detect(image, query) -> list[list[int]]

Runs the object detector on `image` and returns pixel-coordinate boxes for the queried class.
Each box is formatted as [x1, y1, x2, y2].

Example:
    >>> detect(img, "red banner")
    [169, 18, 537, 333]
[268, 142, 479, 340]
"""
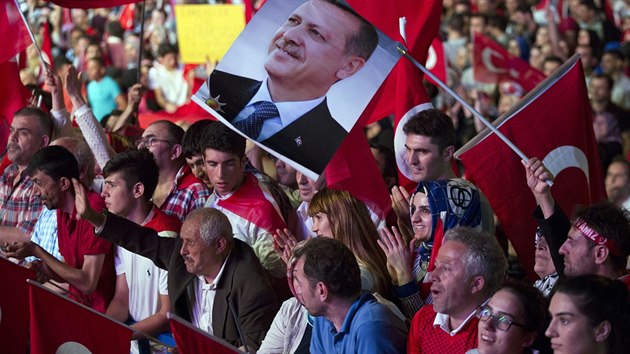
[168, 313, 240, 354]
[457, 56, 606, 278]
[0, 0, 31, 64]
[29, 281, 133, 354]
[473, 32, 546, 92]
[0, 258, 35, 354]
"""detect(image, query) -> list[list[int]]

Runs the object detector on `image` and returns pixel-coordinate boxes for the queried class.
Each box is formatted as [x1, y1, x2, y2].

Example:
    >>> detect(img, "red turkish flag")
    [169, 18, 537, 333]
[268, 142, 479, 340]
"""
[118, 4, 136, 30]
[215, 173, 287, 233]
[346, 0, 442, 189]
[29, 281, 133, 354]
[0, 59, 31, 154]
[473, 32, 546, 92]
[425, 36, 448, 87]
[0, 0, 31, 64]
[168, 313, 240, 354]
[0, 258, 35, 354]
[456, 56, 606, 278]
[47, 0, 142, 9]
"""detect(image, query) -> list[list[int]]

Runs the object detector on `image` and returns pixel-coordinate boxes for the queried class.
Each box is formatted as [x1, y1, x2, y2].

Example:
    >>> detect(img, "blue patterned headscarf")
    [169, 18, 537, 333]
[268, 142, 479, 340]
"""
[415, 178, 482, 241]
[410, 178, 483, 286]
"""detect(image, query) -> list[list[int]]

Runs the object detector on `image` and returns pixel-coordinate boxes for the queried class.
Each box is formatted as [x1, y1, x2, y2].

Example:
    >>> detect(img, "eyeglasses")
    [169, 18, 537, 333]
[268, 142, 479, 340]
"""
[477, 305, 527, 332]
[135, 136, 174, 148]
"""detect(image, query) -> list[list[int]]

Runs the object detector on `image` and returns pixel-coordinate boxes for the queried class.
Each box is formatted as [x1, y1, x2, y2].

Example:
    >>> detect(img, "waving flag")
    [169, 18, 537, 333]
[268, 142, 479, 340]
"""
[425, 36, 448, 87]
[473, 32, 546, 92]
[456, 55, 606, 278]
[0, 0, 31, 64]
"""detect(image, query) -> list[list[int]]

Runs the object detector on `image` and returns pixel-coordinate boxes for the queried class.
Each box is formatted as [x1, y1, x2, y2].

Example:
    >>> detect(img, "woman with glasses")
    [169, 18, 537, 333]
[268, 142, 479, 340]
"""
[546, 275, 630, 354]
[467, 280, 547, 354]
[378, 179, 483, 319]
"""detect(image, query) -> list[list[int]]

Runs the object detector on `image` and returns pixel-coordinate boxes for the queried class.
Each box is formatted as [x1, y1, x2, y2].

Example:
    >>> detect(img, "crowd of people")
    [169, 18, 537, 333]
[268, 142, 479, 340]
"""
[2, 0, 630, 353]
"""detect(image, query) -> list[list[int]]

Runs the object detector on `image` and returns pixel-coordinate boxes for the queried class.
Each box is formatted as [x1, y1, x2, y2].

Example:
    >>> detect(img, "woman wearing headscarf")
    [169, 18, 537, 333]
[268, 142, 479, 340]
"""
[378, 178, 482, 319]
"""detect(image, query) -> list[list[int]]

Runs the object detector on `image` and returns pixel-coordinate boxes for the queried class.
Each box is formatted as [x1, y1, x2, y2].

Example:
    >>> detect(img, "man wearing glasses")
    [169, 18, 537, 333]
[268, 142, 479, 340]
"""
[407, 227, 508, 354]
[136, 120, 211, 222]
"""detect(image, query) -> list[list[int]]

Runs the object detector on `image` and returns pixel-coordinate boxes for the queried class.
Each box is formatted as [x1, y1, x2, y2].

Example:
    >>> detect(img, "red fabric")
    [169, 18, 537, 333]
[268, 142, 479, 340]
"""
[28, 282, 132, 354]
[425, 36, 448, 87]
[324, 119, 391, 220]
[145, 207, 182, 233]
[216, 173, 287, 234]
[0, 258, 35, 354]
[457, 58, 606, 279]
[408, 305, 478, 354]
[0, 59, 31, 154]
[169, 315, 240, 354]
[47, 0, 141, 9]
[56, 190, 115, 313]
[473, 32, 546, 92]
[347, 0, 442, 189]
[0, 0, 31, 64]
[118, 4, 136, 30]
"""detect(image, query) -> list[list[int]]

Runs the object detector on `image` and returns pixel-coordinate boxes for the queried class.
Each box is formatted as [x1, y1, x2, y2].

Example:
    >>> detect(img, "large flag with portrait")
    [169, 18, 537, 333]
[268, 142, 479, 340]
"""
[192, 0, 401, 180]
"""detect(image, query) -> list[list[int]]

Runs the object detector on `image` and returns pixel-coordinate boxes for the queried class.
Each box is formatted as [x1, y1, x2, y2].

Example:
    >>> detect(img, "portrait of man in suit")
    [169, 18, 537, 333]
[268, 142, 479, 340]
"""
[194, 0, 392, 176]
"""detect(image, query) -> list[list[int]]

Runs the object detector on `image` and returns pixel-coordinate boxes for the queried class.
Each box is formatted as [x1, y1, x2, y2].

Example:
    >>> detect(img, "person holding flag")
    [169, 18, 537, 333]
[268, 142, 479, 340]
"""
[525, 157, 630, 291]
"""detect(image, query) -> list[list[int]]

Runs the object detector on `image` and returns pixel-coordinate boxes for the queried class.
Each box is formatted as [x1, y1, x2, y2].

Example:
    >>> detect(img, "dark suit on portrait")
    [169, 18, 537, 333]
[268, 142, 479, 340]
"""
[207, 70, 347, 174]
[97, 212, 278, 350]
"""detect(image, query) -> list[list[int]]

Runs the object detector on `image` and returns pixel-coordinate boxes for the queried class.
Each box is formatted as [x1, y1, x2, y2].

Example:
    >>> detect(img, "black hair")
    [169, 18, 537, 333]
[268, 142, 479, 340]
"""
[25, 145, 79, 181]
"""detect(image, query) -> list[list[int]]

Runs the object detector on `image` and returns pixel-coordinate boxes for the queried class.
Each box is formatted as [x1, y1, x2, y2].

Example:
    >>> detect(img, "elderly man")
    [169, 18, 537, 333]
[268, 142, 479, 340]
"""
[206, 0, 378, 173]
[291, 237, 407, 354]
[407, 227, 508, 354]
[74, 189, 279, 350]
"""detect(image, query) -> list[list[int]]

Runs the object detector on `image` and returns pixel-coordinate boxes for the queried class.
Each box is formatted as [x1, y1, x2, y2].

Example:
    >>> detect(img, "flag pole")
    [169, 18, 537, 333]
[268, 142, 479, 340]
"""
[396, 44, 530, 161]
[396, 26, 552, 186]
[13, 0, 50, 71]
[136, 0, 146, 84]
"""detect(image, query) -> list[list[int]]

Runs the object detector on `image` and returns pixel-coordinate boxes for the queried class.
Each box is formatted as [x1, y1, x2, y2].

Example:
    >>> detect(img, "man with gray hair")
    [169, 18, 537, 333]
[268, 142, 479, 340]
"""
[74, 195, 279, 351]
[407, 227, 508, 354]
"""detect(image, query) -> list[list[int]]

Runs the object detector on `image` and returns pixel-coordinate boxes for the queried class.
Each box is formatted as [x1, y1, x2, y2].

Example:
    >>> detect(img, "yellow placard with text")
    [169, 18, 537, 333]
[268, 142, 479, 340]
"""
[175, 4, 245, 64]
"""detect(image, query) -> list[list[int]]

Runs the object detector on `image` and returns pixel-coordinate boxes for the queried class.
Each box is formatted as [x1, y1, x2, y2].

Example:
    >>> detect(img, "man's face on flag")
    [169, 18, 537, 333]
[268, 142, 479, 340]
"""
[264, 0, 365, 100]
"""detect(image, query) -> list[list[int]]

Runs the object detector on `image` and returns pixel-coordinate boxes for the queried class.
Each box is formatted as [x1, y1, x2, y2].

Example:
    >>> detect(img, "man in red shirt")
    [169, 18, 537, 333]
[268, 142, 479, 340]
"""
[3, 146, 115, 313]
[407, 227, 507, 354]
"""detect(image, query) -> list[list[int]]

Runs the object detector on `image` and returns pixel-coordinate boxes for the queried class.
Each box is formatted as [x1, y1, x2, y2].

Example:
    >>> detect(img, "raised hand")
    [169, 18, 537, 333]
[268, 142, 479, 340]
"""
[72, 178, 105, 228]
[377, 226, 415, 286]
[273, 228, 299, 265]
[524, 157, 554, 195]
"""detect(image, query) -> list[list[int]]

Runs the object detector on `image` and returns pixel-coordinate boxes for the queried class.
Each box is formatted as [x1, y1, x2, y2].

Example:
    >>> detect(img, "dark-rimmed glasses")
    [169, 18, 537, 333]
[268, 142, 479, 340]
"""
[477, 305, 527, 332]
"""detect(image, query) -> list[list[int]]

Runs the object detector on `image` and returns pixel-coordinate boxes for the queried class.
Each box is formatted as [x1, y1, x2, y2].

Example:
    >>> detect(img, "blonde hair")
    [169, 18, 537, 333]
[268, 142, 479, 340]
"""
[308, 189, 392, 298]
